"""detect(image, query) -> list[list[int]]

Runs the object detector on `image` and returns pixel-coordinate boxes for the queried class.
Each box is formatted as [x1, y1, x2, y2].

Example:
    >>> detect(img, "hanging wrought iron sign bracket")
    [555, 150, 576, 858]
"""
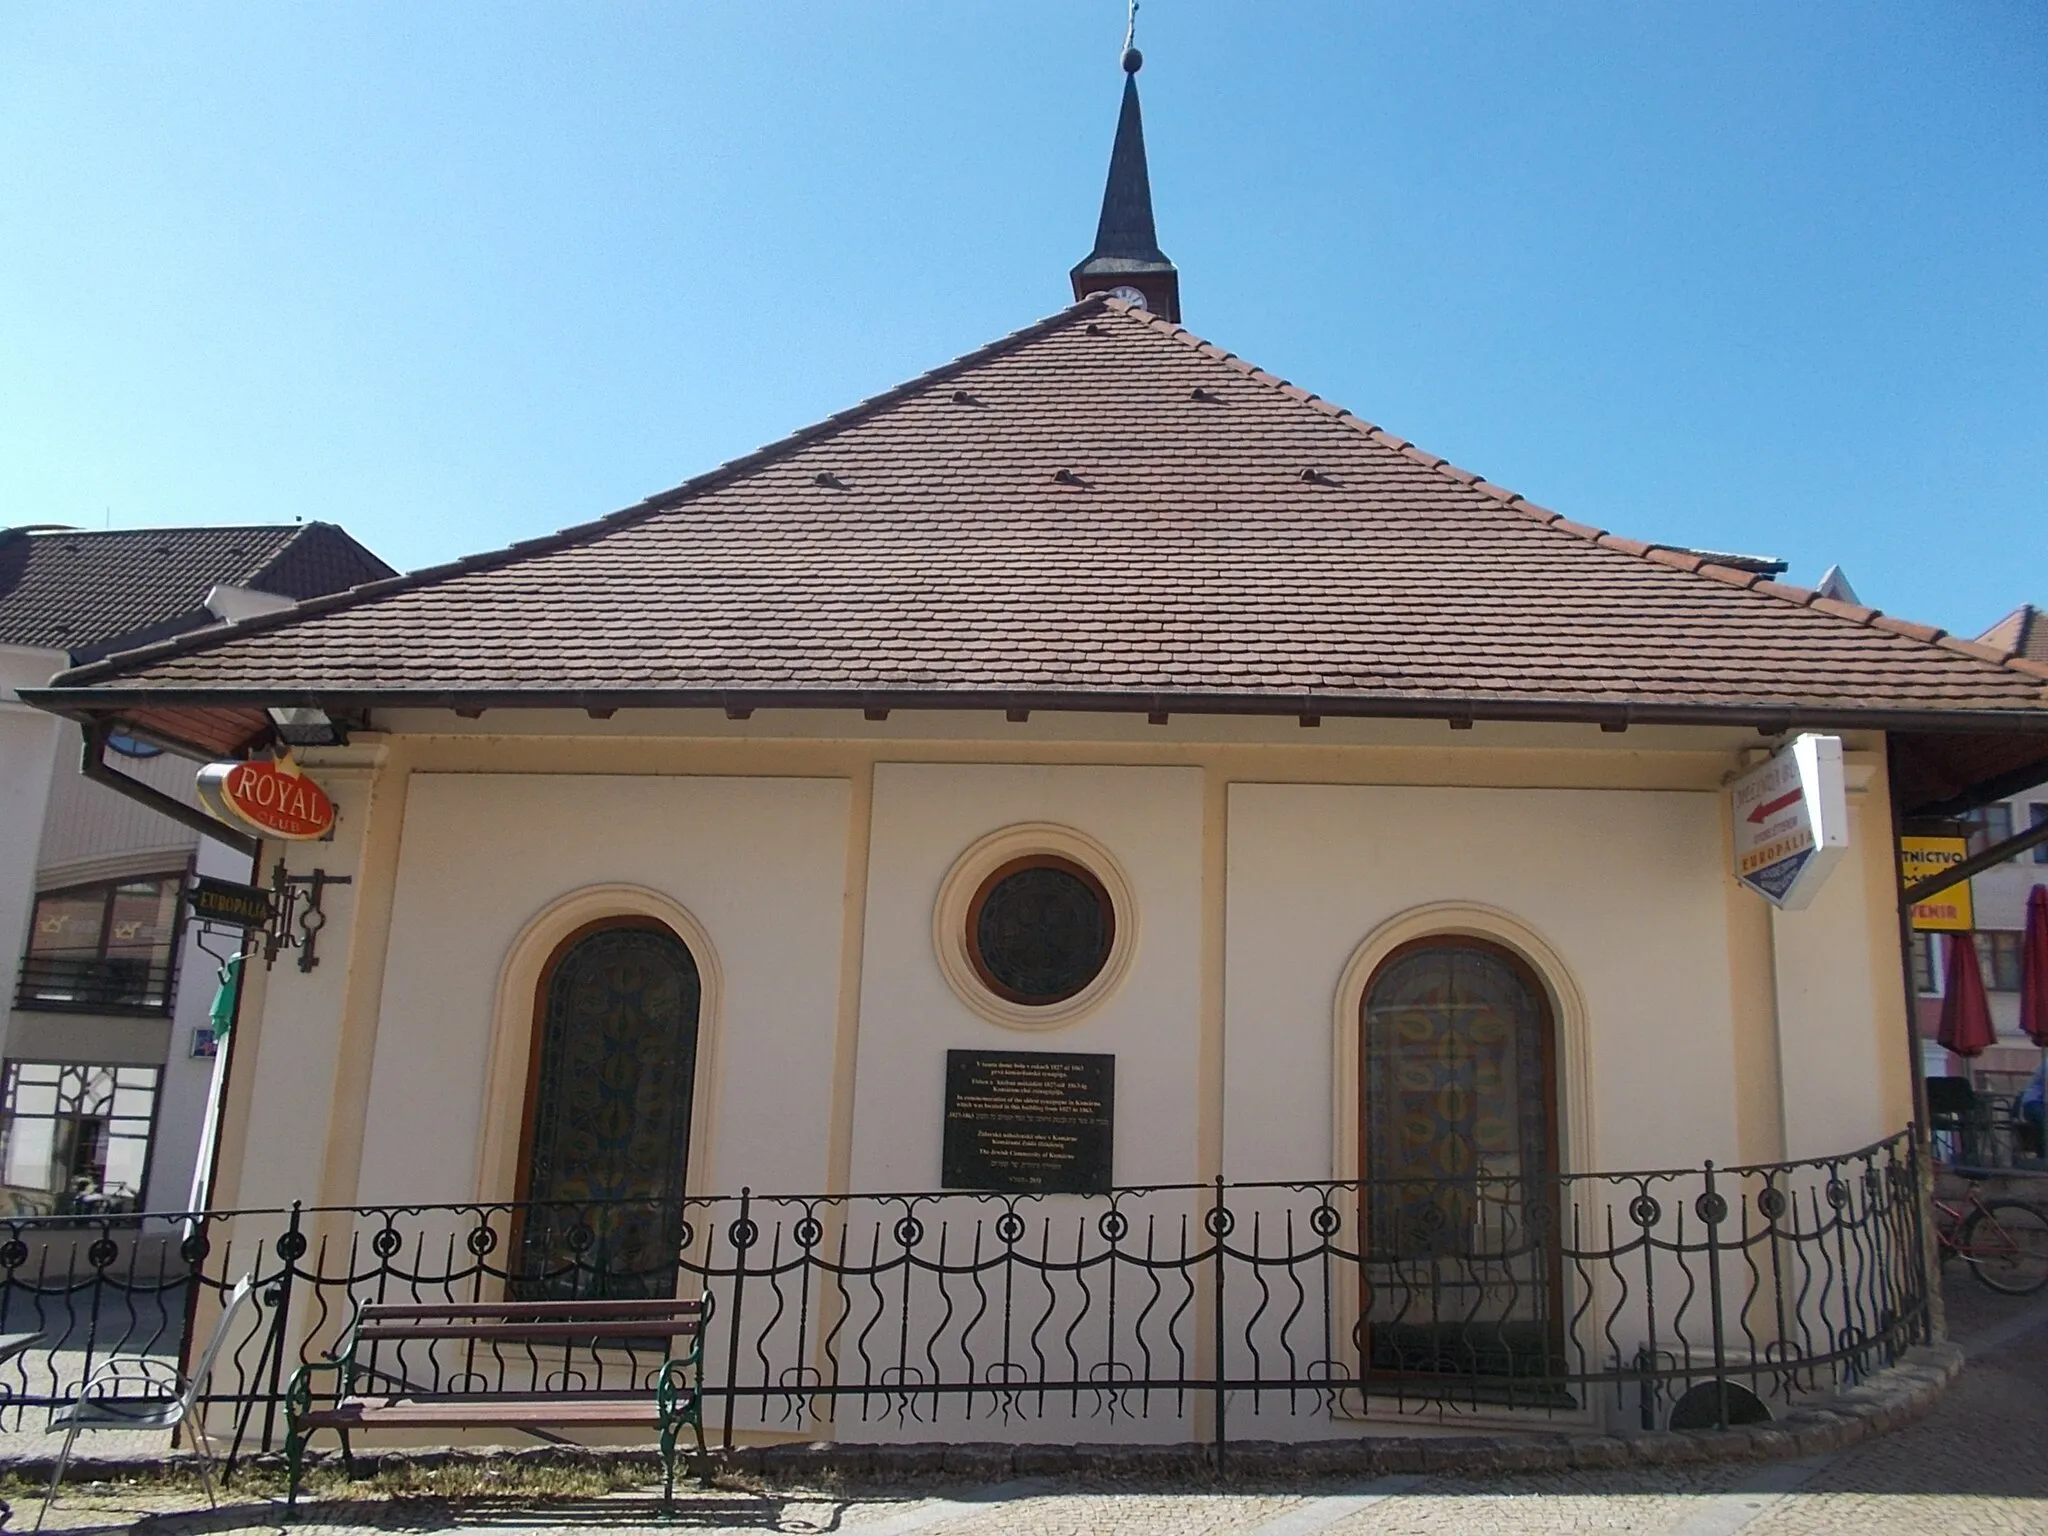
[262, 862, 352, 973]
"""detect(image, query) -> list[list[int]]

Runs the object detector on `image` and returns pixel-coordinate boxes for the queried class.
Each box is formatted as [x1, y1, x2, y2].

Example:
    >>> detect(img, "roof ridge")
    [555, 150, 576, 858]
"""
[1108, 299, 2048, 693]
[12, 523, 307, 539]
[57, 296, 1119, 688]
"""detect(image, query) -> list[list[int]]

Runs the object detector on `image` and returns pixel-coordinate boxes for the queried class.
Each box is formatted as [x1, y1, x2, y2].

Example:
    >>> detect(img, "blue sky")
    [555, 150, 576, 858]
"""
[3, 2, 2043, 636]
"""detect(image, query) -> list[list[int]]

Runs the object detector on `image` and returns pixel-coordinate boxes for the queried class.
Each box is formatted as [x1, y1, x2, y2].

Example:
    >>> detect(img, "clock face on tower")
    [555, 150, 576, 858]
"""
[1108, 285, 1148, 310]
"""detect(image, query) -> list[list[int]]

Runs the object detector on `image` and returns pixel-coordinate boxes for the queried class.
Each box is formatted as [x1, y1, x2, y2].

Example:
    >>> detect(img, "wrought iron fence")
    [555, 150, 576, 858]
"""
[0, 1132, 1927, 1462]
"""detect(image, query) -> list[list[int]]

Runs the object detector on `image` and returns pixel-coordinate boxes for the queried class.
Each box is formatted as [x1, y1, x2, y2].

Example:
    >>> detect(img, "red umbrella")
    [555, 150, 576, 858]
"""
[2021, 885, 2048, 1049]
[1939, 931, 1998, 1059]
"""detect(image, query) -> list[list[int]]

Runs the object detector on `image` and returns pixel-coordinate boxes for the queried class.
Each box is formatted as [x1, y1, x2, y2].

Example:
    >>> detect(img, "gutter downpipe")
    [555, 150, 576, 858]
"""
[79, 722, 259, 860]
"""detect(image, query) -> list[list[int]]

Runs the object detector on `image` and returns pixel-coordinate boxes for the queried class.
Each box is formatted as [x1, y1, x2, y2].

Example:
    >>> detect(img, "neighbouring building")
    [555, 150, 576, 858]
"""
[0, 523, 393, 1215]
[22, 53, 2048, 1445]
[1915, 602, 2048, 1093]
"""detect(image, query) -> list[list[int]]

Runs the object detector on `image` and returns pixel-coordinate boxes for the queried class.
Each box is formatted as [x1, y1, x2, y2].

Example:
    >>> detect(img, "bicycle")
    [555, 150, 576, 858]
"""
[1933, 1170, 2048, 1294]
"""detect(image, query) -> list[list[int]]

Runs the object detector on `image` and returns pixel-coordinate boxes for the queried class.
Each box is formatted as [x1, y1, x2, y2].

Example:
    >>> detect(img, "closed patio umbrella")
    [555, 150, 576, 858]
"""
[2021, 886, 2048, 1049]
[1938, 931, 1998, 1059]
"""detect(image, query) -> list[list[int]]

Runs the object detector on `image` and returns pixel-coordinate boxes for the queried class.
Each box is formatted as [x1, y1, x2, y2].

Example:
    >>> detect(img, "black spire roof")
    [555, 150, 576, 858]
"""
[1070, 46, 1180, 321]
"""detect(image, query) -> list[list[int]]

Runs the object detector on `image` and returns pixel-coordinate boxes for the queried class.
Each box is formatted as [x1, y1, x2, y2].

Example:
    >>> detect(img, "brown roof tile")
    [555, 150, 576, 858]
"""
[32, 297, 2048, 723]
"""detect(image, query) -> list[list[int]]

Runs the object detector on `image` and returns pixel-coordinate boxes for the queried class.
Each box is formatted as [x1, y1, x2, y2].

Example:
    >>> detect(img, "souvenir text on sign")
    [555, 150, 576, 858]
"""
[1728, 734, 1849, 910]
[1900, 836, 1973, 931]
[942, 1049, 1114, 1194]
[196, 755, 335, 840]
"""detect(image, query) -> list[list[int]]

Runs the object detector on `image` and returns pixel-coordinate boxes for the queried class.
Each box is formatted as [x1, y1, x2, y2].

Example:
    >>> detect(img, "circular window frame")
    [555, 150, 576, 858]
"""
[934, 823, 1137, 1030]
[965, 854, 1117, 1007]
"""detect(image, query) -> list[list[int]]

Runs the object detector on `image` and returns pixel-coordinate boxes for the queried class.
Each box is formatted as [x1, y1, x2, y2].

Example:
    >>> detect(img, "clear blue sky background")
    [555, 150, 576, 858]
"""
[3, 2, 2043, 636]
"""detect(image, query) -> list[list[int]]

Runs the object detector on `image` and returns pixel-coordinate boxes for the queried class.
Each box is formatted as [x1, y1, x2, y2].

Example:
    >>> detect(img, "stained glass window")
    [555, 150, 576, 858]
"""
[517, 922, 700, 1299]
[1360, 939, 1561, 1388]
[967, 856, 1115, 1005]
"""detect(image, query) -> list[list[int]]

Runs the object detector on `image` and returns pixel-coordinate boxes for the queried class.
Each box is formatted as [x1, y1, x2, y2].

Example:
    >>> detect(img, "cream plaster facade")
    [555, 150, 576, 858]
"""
[202, 711, 1917, 1442]
[224, 714, 1917, 1206]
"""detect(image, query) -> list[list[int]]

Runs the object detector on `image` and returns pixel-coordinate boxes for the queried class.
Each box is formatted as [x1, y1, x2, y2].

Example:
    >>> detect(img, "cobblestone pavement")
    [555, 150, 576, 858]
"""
[21, 1268, 2048, 1536]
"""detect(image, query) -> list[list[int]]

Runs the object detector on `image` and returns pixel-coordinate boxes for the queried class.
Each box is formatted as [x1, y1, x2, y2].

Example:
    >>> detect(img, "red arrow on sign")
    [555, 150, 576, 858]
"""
[1747, 788, 1803, 824]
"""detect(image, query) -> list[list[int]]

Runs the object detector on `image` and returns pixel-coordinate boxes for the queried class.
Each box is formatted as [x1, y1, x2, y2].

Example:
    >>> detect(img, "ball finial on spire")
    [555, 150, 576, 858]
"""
[1121, 1, 1141, 73]
[1122, 46, 1142, 74]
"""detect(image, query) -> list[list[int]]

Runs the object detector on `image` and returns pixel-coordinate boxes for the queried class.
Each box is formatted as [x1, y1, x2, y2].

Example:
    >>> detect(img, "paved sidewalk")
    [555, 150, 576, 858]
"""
[24, 1269, 2048, 1536]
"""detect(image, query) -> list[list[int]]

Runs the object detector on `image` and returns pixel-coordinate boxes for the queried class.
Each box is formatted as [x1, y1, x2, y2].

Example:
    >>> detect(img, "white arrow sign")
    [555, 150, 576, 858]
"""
[1729, 734, 1849, 910]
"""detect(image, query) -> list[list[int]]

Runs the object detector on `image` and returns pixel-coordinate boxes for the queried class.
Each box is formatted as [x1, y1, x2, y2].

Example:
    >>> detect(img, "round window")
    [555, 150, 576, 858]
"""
[107, 731, 164, 759]
[966, 855, 1116, 1006]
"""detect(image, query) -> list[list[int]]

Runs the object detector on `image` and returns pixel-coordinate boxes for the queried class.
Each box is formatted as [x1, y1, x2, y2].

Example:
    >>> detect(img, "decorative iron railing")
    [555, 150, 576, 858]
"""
[0, 1132, 1928, 1466]
[13, 952, 177, 1015]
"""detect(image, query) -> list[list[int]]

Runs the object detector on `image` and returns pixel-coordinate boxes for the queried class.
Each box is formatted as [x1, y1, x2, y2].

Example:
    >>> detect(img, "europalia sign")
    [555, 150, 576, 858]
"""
[196, 753, 335, 841]
[1729, 734, 1849, 910]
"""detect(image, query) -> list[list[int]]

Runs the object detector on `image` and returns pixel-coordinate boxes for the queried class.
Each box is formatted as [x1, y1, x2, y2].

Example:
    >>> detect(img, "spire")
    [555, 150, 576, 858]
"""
[1071, 5, 1179, 321]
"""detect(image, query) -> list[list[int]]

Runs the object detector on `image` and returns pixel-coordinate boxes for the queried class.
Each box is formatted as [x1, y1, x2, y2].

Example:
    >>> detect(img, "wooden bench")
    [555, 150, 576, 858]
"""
[284, 1296, 708, 1511]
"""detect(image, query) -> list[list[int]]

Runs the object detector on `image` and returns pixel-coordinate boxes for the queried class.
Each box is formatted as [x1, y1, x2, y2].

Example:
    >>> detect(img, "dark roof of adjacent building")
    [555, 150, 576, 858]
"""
[0, 523, 396, 664]
[1981, 605, 2048, 665]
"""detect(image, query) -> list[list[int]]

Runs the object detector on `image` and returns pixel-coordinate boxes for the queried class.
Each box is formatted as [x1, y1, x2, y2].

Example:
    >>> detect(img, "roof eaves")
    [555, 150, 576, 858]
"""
[26, 681, 2048, 738]
[53, 295, 1122, 692]
[1106, 297, 2048, 696]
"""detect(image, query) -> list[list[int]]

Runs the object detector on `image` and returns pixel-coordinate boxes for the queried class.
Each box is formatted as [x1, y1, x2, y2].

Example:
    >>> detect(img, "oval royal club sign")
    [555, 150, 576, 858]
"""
[196, 755, 335, 841]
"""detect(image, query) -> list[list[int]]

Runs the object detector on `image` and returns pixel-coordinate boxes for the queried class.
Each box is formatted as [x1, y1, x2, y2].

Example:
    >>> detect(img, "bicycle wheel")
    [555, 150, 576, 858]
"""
[1960, 1200, 2048, 1295]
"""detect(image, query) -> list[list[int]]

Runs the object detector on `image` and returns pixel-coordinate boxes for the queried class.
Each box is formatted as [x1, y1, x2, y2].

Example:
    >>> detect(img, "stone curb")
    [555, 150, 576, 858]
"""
[0, 1342, 1963, 1490]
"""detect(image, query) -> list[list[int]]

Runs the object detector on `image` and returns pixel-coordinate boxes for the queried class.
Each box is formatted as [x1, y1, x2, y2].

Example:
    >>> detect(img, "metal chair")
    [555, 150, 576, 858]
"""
[37, 1272, 258, 1529]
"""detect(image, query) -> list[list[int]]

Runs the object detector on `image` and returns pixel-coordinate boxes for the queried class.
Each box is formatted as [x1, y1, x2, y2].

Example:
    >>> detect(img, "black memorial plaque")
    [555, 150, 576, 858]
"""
[942, 1049, 1114, 1194]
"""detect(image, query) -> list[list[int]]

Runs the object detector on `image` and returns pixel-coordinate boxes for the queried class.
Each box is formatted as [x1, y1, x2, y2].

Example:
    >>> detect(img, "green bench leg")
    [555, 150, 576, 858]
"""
[284, 1423, 307, 1515]
[658, 1398, 711, 1512]
[659, 1419, 678, 1513]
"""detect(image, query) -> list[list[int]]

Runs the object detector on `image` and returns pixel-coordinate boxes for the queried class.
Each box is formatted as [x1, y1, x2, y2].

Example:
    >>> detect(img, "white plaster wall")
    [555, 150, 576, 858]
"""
[37, 720, 201, 873]
[0, 649, 65, 1018]
[848, 763, 1205, 1193]
[1223, 782, 1740, 1182]
[1772, 792, 1897, 1162]
[353, 774, 850, 1208]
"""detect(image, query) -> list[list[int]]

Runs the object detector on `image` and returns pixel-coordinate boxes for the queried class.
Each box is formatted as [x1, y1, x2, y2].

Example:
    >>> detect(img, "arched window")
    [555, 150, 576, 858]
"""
[1360, 937, 1563, 1391]
[515, 919, 701, 1297]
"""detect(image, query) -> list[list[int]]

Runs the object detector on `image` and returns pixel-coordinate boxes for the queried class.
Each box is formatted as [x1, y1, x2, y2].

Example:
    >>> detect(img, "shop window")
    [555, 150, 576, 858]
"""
[966, 855, 1116, 1007]
[17, 875, 183, 1015]
[0, 1062, 161, 1217]
[514, 920, 701, 1299]
[1982, 931, 2024, 992]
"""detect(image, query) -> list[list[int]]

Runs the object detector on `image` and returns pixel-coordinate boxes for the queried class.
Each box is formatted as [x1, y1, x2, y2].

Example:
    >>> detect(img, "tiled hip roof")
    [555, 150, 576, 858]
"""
[35, 300, 2048, 723]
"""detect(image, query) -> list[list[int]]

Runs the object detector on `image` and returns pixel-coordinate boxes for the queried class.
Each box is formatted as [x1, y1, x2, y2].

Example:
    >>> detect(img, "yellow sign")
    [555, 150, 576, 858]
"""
[1900, 836, 1972, 931]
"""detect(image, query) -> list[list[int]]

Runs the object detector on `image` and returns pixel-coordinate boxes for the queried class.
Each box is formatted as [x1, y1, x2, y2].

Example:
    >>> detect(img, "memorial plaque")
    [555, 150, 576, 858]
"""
[942, 1049, 1114, 1194]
